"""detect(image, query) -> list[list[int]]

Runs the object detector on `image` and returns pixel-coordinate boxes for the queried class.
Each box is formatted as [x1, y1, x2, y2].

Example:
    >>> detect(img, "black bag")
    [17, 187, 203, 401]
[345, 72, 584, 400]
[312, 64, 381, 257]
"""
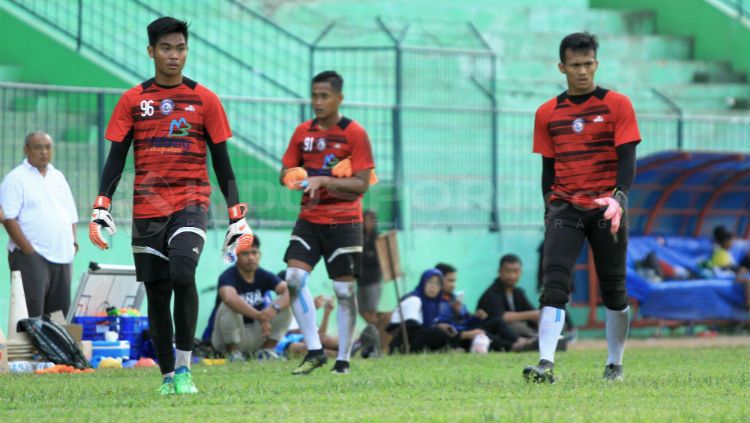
[17, 316, 91, 369]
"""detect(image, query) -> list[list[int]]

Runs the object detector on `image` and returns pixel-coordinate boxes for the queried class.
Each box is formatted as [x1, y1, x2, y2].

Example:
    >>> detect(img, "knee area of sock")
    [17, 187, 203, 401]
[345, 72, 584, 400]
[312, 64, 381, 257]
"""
[285, 267, 308, 290]
[603, 297, 629, 312]
[333, 281, 355, 299]
[540, 289, 569, 309]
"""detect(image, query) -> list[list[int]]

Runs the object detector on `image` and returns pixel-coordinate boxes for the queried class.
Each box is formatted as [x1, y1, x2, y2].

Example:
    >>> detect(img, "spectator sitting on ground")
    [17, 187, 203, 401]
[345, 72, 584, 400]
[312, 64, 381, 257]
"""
[387, 269, 456, 354]
[436, 262, 536, 353]
[476, 254, 539, 339]
[435, 263, 485, 351]
[276, 294, 339, 358]
[209, 236, 293, 361]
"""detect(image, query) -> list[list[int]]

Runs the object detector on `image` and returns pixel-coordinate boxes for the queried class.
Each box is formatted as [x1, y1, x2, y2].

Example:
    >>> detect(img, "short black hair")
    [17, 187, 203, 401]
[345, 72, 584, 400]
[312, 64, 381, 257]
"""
[713, 225, 733, 244]
[435, 263, 456, 276]
[499, 254, 522, 268]
[312, 70, 343, 92]
[559, 32, 598, 63]
[148, 17, 189, 47]
[252, 235, 260, 248]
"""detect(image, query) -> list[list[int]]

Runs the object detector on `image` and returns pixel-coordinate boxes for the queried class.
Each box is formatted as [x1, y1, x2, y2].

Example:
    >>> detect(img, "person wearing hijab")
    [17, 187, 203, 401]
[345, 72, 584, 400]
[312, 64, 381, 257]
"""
[387, 269, 457, 353]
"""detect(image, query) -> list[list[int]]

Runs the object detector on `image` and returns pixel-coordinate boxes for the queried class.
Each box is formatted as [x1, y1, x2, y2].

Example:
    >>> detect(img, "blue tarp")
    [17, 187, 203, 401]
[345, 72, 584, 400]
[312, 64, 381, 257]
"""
[626, 236, 748, 321]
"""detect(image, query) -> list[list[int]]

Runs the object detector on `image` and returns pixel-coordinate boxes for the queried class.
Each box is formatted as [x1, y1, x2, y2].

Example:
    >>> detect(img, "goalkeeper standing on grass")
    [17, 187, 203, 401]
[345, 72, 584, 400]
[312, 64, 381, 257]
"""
[523, 32, 641, 384]
[88, 17, 253, 395]
[280, 70, 376, 375]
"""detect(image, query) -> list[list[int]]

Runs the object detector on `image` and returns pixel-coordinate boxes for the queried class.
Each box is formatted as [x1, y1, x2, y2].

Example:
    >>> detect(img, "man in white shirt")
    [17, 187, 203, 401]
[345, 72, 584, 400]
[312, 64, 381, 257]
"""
[1, 131, 79, 317]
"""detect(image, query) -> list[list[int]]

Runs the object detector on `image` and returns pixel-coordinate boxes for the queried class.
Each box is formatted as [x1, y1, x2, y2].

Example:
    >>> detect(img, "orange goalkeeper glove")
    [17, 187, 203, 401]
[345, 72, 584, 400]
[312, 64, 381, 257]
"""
[331, 157, 379, 185]
[282, 167, 308, 190]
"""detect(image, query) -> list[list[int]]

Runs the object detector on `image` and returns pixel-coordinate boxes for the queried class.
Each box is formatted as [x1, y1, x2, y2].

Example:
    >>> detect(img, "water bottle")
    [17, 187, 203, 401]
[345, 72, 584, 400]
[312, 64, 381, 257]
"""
[470, 333, 491, 354]
[9, 361, 34, 373]
[36, 362, 55, 371]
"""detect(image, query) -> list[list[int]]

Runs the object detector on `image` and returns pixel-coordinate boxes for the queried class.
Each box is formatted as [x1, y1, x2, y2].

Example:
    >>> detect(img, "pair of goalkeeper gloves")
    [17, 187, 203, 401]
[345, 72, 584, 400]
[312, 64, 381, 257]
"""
[282, 157, 378, 190]
[88, 196, 254, 261]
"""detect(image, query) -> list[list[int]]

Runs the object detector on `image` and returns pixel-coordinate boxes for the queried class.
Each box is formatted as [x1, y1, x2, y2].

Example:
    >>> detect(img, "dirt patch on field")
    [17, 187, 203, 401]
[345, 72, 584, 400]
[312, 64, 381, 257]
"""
[569, 335, 750, 350]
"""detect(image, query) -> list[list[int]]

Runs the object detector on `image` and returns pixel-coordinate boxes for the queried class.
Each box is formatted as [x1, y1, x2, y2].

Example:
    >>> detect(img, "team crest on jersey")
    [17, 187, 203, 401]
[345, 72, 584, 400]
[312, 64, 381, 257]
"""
[160, 99, 175, 115]
[316, 138, 327, 151]
[572, 117, 585, 133]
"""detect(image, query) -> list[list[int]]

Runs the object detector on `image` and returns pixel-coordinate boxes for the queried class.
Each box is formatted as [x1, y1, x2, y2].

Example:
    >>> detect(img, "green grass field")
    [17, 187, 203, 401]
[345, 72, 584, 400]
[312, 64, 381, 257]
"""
[1, 346, 748, 422]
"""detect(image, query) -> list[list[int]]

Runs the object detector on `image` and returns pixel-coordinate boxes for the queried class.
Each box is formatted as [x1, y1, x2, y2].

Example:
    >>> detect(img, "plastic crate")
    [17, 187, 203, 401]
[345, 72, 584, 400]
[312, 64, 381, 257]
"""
[73, 316, 149, 359]
[91, 340, 131, 360]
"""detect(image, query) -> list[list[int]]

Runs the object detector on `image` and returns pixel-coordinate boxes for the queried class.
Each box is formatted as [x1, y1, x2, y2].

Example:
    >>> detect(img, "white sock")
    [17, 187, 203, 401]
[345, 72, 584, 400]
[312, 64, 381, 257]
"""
[333, 281, 357, 362]
[286, 267, 323, 351]
[606, 306, 629, 365]
[175, 349, 191, 370]
[163, 371, 175, 379]
[538, 306, 566, 363]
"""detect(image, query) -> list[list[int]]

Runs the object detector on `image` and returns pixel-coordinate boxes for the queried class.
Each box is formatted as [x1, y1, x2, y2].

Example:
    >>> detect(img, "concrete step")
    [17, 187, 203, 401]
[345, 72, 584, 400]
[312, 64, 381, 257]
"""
[486, 33, 692, 61]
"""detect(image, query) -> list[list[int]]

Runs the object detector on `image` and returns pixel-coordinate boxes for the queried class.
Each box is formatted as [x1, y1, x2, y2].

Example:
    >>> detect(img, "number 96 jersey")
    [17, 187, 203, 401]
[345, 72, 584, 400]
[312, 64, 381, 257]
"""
[105, 77, 232, 218]
[282, 117, 375, 225]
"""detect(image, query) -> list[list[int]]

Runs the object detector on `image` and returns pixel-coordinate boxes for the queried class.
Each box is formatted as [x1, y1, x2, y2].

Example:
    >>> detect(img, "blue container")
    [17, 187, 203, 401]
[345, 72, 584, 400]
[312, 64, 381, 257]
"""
[91, 340, 131, 360]
[74, 316, 149, 359]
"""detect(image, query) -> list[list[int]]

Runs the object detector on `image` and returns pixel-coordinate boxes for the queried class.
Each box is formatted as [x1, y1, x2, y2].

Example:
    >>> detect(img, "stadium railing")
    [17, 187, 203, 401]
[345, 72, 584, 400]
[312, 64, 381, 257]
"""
[2, 82, 749, 231]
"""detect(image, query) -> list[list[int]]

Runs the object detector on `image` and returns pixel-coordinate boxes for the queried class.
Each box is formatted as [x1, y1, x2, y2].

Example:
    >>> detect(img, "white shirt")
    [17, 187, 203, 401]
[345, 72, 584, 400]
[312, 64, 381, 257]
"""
[390, 296, 423, 325]
[1, 159, 78, 263]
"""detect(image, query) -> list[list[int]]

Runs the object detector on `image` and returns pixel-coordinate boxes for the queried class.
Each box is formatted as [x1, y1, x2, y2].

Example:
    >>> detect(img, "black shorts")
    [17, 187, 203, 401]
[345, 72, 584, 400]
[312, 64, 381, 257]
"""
[284, 218, 363, 279]
[131, 207, 207, 282]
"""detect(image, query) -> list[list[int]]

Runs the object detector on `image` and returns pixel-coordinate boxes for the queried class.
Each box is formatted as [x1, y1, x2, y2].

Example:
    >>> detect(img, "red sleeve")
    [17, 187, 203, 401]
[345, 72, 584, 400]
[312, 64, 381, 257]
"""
[613, 95, 641, 147]
[347, 123, 375, 173]
[104, 93, 134, 142]
[202, 89, 232, 143]
[532, 104, 554, 157]
[281, 124, 304, 169]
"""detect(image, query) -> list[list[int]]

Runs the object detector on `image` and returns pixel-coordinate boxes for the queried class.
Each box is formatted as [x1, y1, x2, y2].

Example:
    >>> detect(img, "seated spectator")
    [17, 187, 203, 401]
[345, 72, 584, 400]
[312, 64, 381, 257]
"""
[388, 269, 455, 353]
[436, 262, 535, 353]
[276, 294, 339, 358]
[209, 236, 293, 361]
[704, 226, 737, 274]
[477, 254, 539, 338]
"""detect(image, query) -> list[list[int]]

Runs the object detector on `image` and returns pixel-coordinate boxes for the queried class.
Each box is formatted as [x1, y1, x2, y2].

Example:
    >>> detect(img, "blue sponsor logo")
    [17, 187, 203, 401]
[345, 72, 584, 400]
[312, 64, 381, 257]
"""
[160, 98, 175, 115]
[169, 117, 191, 137]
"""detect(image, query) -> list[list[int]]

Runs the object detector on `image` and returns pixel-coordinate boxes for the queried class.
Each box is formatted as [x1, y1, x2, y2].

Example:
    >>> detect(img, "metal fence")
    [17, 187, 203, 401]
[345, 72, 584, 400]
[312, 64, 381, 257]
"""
[2, 82, 749, 232]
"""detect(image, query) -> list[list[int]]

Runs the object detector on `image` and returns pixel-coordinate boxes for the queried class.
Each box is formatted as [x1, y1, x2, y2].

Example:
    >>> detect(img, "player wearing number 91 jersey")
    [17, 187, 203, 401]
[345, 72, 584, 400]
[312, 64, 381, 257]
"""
[88, 16, 253, 396]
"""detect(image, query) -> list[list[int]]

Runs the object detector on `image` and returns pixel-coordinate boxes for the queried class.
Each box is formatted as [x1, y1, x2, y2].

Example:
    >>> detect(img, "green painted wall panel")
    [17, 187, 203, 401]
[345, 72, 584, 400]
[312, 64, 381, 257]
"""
[0, 6, 129, 88]
[591, 0, 750, 78]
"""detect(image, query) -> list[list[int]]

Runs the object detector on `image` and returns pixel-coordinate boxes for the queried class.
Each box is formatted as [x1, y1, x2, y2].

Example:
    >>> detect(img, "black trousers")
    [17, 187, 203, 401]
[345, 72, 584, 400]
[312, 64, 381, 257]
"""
[388, 323, 449, 354]
[8, 249, 71, 318]
[540, 200, 629, 311]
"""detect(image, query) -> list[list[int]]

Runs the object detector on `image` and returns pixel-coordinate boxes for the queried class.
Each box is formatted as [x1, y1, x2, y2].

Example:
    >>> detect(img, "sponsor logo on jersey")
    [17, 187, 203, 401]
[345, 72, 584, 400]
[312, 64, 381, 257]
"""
[572, 117, 585, 133]
[160, 99, 175, 115]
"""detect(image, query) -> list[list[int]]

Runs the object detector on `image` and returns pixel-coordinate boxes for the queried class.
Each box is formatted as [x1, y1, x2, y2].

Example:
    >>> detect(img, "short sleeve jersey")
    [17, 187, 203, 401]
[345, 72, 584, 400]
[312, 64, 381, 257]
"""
[282, 117, 375, 224]
[218, 266, 281, 324]
[533, 87, 641, 209]
[105, 77, 232, 218]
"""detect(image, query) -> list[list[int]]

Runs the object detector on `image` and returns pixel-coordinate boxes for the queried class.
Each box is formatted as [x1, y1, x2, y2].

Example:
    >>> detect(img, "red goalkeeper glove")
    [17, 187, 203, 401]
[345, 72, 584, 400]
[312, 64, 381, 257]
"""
[223, 203, 254, 262]
[89, 196, 116, 250]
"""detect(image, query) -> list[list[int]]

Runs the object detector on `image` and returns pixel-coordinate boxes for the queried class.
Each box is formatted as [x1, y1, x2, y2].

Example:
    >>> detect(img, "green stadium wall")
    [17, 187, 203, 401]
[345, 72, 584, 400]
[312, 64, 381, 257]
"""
[0, 227, 553, 336]
[591, 0, 750, 78]
[0, 5, 130, 87]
